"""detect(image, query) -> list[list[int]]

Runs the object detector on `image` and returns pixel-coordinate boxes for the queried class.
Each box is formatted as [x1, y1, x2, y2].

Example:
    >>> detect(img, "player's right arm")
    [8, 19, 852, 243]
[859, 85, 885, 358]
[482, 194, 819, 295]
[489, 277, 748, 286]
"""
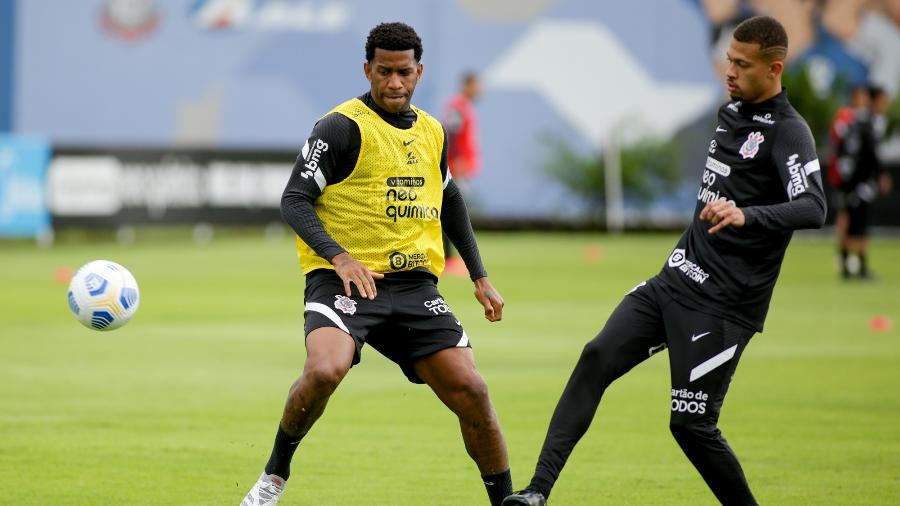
[280, 112, 383, 299]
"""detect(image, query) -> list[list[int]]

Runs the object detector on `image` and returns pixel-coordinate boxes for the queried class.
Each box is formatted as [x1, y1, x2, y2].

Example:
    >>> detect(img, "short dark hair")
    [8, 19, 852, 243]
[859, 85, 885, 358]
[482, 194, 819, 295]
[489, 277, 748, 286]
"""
[733, 16, 788, 62]
[365, 22, 423, 62]
[867, 84, 887, 101]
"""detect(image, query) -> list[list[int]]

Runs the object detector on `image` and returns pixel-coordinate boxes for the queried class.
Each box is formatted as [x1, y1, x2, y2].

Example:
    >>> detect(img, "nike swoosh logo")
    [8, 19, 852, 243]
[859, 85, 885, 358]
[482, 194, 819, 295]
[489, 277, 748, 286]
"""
[648, 343, 667, 356]
[403, 139, 416, 146]
[691, 331, 711, 342]
[715, 126, 727, 133]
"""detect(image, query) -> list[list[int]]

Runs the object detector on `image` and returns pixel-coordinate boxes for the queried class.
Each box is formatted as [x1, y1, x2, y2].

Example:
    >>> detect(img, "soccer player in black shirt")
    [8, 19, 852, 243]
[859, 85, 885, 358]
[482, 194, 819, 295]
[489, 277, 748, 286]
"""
[503, 16, 825, 506]
[240, 22, 512, 506]
[829, 85, 890, 280]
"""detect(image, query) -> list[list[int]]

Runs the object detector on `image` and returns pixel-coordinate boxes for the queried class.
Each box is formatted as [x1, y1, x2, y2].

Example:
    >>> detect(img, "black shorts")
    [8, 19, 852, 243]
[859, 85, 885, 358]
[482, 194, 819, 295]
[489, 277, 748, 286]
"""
[846, 200, 869, 237]
[833, 189, 871, 237]
[303, 269, 470, 384]
[592, 277, 755, 424]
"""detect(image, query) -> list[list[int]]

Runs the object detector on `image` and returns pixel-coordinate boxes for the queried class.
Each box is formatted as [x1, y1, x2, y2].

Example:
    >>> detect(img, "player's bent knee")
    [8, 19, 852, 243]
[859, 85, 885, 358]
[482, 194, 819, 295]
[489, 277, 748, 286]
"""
[448, 375, 493, 413]
[300, 362, 349, 395]
[464, 375, 490, 400]
[449, 372, 488, 399]
[579, 338, 612, 368]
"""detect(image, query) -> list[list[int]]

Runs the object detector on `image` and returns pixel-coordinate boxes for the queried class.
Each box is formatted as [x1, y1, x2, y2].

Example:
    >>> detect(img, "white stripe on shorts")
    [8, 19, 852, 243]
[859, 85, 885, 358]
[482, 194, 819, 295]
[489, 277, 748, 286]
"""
[689, 344, 737, 382]
[456, 330, 469, 347]
[305, 302, 350, 334]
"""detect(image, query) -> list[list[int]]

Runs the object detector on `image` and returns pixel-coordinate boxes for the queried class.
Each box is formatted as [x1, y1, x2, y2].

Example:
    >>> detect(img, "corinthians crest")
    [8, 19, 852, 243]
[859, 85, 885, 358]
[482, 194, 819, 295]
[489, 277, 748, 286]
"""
[334, 295, 357, 315]
[739, 131, 765, 159]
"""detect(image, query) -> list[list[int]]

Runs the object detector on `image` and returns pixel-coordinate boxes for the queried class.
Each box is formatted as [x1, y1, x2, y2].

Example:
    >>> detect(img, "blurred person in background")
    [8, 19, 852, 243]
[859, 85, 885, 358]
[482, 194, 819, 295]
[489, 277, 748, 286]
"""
[240, 22, 511, 506]
[827, 84, 890, 280]
[504, 16, 825, 506]
[441, 72, 483, 277]
[827, 85, 871, 278]
[828, 86, 891, 280]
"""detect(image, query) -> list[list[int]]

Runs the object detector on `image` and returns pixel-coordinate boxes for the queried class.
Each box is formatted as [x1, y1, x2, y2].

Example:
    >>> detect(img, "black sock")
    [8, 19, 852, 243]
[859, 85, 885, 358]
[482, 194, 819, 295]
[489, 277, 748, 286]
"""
[859, 253, 868, 277]
[264, 425, 303, 480]
[840, 248, 849, 276]
[483, 469, 512, 506]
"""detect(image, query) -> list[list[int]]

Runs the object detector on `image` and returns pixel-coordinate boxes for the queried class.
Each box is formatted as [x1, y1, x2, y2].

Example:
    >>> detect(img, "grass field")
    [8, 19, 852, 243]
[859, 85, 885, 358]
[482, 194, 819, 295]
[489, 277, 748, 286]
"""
[1, 230, 898, 505]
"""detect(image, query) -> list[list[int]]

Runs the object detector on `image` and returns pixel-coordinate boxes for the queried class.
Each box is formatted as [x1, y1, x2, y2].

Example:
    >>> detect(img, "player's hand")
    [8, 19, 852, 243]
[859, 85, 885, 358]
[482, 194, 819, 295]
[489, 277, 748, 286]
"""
[331, 252, 384, 300]
[473, 277, 504, 322]
[699, 197, 745, 234]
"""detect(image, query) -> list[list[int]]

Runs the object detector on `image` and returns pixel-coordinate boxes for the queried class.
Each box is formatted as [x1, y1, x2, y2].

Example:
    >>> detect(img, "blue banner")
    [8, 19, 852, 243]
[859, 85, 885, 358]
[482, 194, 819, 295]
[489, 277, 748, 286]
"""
[0, 136, 51, 238]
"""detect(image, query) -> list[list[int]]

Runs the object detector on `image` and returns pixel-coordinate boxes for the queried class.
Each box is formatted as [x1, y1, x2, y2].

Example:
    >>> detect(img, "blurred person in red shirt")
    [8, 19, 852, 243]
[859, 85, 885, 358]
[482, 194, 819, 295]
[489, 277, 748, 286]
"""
[442, 72, 482, 277]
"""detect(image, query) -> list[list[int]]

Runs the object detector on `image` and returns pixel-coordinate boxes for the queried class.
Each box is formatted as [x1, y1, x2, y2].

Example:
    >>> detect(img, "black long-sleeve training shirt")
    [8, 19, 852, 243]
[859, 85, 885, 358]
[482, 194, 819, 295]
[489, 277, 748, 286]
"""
[281, 92, 487, 280]
[657, 90, 827, 331]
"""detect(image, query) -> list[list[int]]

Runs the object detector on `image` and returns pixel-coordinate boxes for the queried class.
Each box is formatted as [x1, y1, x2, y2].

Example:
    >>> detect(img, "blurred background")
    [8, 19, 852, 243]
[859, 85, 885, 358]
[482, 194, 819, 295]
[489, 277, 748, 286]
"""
[0, 0, 900, 240]
[2, 3, 899, 504]
[0, 0, 898, 237]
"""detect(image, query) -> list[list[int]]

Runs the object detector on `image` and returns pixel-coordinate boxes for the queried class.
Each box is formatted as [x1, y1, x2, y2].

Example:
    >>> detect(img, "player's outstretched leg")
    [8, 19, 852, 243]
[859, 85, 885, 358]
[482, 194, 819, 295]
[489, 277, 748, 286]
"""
[669, 417, 756, 505]
[666, 317, 757, 505]
[509, 287, 664, 502]
[414, 347, 512, 506]
[240, 327, 356, 505]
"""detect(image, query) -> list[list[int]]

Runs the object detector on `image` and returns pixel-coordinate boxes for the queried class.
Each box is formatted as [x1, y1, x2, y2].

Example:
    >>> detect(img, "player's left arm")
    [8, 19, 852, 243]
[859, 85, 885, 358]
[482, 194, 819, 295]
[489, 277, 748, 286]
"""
[438, 126, 503, 321]
[443, 180, 503, 321]
[473, 277, 504, 322]
[704, 118, 827, 234]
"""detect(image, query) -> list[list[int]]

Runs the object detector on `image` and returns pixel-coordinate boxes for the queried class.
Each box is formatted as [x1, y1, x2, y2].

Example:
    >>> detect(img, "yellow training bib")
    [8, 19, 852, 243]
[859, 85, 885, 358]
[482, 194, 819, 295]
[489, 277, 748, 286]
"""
[296, 98, 446, 277]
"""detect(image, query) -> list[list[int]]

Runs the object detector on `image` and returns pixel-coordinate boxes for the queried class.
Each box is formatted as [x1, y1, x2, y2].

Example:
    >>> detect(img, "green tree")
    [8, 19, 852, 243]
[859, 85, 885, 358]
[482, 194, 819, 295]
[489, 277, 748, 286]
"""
[542, 135, 682, 213]
[781, 66, 844, 153]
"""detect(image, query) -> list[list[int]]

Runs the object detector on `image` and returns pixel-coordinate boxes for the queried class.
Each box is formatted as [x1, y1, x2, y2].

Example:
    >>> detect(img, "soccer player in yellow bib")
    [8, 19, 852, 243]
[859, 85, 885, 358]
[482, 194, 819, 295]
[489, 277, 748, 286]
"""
[240, 22, 511, 506]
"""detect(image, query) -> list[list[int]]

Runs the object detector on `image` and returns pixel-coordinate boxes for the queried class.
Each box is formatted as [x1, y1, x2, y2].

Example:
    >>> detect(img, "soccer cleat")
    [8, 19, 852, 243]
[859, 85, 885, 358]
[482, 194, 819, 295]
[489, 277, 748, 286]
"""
[502, 489, 547, 506]
[240, 472, 285, 506]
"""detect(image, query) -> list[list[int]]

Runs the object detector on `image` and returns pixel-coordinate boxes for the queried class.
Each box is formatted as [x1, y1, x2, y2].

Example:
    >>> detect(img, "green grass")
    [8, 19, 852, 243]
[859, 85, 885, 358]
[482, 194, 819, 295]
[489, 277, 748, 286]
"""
[1, 231, 898, 505]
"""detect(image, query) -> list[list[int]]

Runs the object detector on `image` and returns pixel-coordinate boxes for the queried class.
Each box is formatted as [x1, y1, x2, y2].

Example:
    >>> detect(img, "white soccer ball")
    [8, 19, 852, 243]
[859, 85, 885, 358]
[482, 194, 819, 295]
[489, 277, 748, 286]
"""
[67, 260, 140, 331]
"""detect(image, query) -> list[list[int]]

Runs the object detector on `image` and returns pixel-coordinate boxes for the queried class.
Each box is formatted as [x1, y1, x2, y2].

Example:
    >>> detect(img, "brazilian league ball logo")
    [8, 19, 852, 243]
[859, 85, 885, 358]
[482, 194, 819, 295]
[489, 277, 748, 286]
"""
[389, 251, 408, 270]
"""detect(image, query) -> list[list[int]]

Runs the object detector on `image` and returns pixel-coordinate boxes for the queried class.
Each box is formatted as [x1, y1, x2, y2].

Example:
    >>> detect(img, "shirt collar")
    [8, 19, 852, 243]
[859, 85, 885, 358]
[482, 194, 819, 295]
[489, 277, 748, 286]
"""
[359, 92, 418, 129]
[740, 89, 788, 114]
